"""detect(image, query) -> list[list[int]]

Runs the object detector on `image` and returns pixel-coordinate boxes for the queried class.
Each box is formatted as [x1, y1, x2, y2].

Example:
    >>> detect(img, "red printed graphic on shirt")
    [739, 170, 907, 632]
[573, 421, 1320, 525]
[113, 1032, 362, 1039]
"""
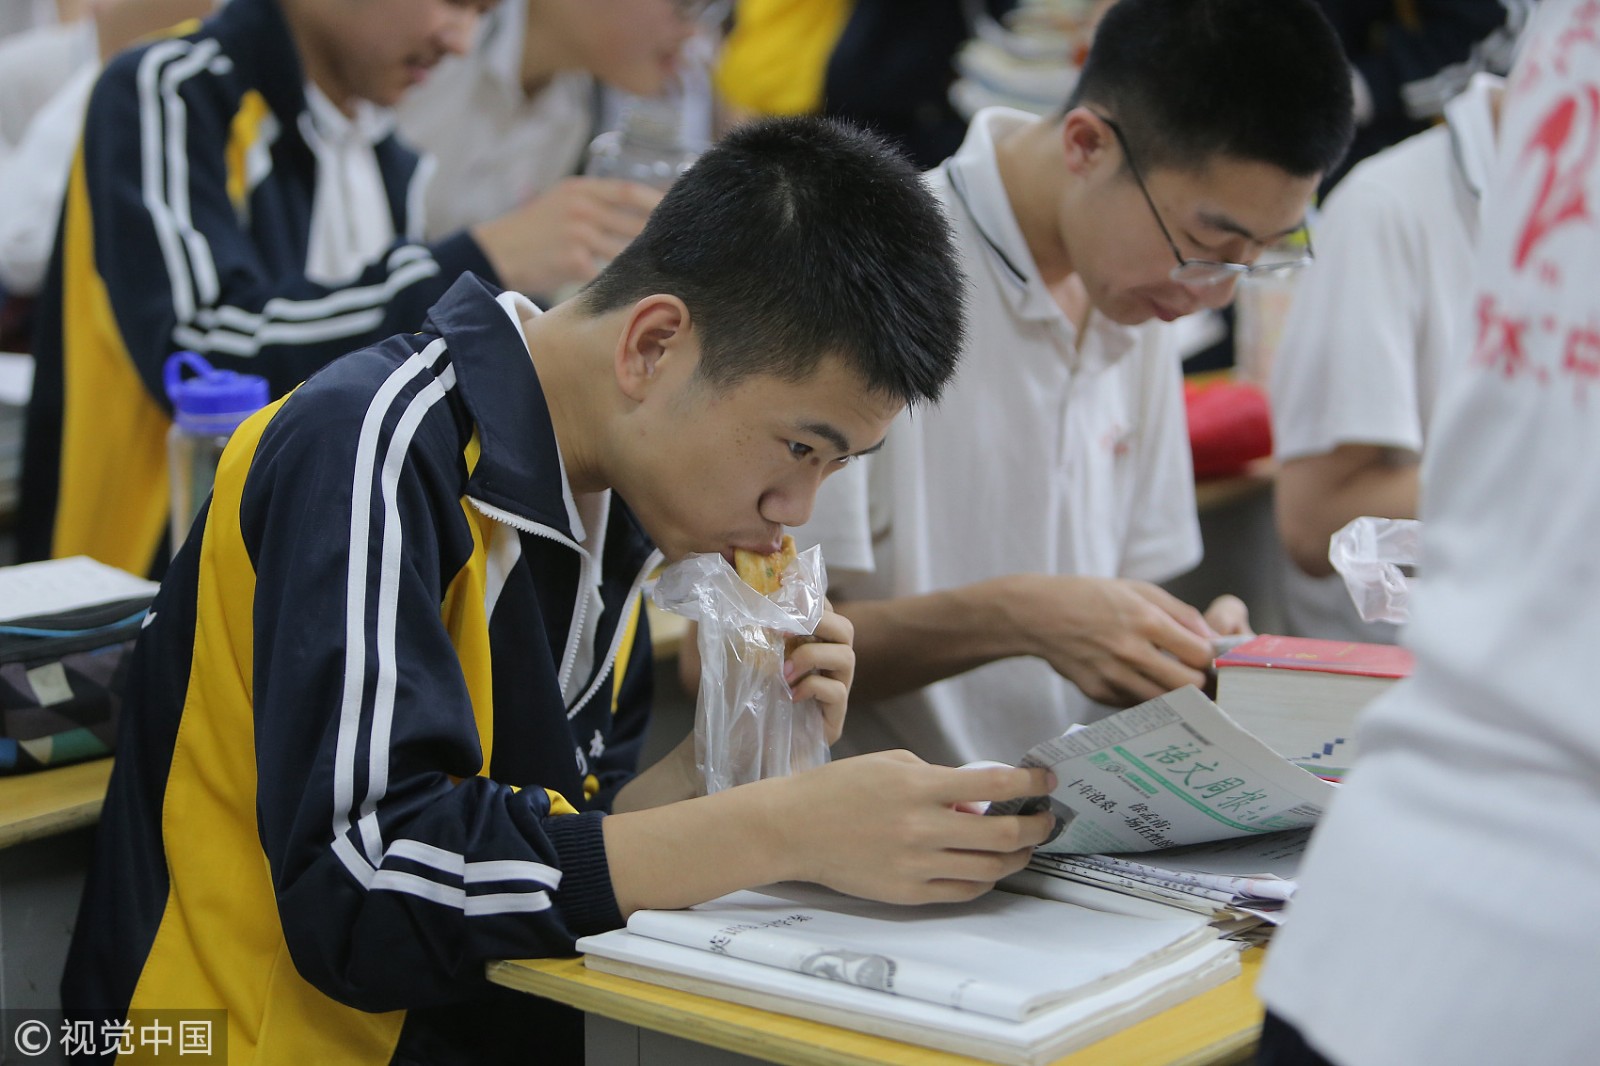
[1512, 87, 1599, 274]
[1562, 321, 1600, 398]
[1471, 9, 1600, 398]
[1511, 4, 1600, 106]
[1553, 1, 1600, 73]
[1472, 294, 1542, 382]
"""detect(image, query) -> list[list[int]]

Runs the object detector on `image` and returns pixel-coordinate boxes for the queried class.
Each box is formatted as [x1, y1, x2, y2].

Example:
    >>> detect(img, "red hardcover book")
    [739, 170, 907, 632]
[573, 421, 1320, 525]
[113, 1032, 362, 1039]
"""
[1213, 636, 1414, 781]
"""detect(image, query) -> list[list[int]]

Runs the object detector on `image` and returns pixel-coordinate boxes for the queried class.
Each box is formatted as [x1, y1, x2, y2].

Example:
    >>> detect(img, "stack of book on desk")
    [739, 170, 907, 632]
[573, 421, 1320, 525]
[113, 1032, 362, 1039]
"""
[578, 880, 1240, 1065]
[1213, 634, 1413, 782]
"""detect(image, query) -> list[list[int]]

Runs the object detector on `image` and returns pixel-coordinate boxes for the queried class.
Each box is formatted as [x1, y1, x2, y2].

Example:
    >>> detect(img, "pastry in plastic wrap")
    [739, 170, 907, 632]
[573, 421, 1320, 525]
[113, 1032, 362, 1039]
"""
[653, 540, 830, 793]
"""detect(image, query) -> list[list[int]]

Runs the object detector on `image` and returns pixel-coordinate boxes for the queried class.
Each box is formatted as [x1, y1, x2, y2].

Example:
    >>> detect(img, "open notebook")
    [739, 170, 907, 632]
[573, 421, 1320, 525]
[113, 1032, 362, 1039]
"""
[577, 881, 1241, 1065]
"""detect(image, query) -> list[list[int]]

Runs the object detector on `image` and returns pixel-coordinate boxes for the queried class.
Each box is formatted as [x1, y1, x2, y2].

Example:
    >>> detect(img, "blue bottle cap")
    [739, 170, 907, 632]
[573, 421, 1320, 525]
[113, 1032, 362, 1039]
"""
[164, 351, 269, 436]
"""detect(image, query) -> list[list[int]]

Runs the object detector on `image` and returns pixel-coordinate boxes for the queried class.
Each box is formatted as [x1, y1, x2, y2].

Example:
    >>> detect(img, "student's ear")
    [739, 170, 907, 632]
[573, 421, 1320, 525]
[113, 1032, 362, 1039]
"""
[1060, 107, 1113, 177]
[614, 294, 691, 402]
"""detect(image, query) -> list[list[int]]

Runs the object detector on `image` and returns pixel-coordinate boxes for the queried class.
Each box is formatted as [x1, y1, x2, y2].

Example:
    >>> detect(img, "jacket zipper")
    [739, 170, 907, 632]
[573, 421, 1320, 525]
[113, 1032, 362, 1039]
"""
[466, 496, 662, 717]
[567, 551, 664, 719]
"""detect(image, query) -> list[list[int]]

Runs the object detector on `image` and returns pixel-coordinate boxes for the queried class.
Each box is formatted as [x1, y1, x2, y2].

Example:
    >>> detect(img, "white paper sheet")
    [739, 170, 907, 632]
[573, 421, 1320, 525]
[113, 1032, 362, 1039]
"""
[580, 902, 1241, 1066]
[0, 556, 160, 623]
[616, 883, 1214, 1022]
[0, 352, 32, 406]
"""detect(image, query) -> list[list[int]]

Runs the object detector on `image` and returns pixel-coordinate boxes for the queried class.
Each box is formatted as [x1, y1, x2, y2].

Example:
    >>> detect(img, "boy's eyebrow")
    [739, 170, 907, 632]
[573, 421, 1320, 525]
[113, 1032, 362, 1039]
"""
[1196, 208, 1307, 244]
[796, 421, 887, 457]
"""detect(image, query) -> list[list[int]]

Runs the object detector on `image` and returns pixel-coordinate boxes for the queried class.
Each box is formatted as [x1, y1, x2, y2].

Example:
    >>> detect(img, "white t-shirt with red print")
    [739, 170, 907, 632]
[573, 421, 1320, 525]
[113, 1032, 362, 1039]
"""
[1260, 4, 1600, 1063]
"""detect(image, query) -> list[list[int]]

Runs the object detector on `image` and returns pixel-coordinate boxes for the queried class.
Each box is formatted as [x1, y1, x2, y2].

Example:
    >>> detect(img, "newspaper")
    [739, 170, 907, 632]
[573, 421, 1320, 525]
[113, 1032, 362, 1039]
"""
[607, 882, 1217, 1023]
[990, 686, 1338, 854]
[1024, 829, 1311, 927]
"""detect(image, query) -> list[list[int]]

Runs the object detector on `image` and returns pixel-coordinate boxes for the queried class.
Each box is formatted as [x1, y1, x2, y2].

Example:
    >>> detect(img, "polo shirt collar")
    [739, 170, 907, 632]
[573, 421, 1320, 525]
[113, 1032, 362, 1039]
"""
[1445, 72, 1502, 218]
[942, 106, 1141, 364]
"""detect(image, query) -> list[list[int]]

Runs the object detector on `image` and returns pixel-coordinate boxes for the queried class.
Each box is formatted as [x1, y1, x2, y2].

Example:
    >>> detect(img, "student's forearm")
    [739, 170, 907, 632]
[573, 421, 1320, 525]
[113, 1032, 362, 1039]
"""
[835, 577, 1040, 701]
[611, 734, 700, 813]
[602, 777, 797, 914]
[1277, 448, 1420, 577]
[605, 753, 1060, 915]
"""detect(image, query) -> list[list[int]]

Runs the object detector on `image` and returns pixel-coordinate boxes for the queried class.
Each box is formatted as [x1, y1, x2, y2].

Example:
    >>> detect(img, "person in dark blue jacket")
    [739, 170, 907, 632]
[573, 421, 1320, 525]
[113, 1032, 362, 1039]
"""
[60, 115, 1059, 1066]
[17, 0, 655, 579]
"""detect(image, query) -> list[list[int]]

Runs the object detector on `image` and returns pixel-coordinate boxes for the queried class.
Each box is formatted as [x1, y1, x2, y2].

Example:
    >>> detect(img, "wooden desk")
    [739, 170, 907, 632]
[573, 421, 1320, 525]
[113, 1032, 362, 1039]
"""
[489, 946, 1264, 1066]
[0, 757, 113, 850]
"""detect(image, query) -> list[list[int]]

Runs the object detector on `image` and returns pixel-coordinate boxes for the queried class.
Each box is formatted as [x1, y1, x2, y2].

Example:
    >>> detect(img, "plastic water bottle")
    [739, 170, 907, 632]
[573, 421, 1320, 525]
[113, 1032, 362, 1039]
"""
[584, 98, 700, 191]
[164, 351, 268, 554]
[546, 100, 703, 307]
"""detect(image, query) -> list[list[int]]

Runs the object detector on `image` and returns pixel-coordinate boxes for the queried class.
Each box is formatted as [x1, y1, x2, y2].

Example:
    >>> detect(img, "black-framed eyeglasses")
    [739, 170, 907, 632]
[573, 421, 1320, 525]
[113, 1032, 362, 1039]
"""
[1094, 113, 1315, 288]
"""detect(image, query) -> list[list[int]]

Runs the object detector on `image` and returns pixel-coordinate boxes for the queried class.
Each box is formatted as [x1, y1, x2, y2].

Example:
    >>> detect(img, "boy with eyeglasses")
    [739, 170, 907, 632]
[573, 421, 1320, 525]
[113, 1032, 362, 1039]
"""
[780, 0, 1356, 768]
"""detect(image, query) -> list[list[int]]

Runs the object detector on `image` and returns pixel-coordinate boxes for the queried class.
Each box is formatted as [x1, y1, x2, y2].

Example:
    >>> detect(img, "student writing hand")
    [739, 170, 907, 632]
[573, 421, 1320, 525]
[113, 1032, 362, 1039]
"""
[784, 599, 855, 745]
[770, 753, 1057, 905]
[470, 177, 662, 298]
[1018, 575, 1215, 706]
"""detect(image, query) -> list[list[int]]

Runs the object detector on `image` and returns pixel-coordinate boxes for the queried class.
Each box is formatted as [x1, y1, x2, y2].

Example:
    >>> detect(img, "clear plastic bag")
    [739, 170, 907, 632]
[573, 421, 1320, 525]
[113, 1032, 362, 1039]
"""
[652, 546, 830, 793]
[1328, 516, 1421, 625]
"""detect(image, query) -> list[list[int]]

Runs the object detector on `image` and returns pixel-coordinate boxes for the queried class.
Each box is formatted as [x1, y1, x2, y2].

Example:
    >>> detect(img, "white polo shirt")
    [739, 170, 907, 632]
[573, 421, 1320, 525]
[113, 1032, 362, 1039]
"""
[396, 5, 718, 246]
[1260, 5, 1600, 1062]
[797, 107, 1201, 768]
[1270, 74, 1500, 643]
[396, 0, 595, 241]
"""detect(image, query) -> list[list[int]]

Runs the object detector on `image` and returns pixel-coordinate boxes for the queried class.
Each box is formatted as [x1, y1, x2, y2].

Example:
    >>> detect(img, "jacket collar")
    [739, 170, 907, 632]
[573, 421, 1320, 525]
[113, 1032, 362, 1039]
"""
[210, 0, 397, 147]
[424, 273, 578, 536]
[423, 274, 655, 574]
[209, 0, 309, 131]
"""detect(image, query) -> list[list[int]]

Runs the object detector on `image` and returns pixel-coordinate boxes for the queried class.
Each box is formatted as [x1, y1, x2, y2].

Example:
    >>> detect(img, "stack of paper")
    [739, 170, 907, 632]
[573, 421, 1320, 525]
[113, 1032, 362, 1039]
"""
[578, 882, 1240, 1065]
[949, 2, 1096, 119]
[0, 556, 160, 624]
[1018, 829, 1309, 929]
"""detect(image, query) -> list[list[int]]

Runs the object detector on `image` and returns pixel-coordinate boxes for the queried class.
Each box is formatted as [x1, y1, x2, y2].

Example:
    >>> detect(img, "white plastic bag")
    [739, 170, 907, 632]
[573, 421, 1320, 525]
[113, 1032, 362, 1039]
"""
[652, 546, 830, 793]
[1328, 516, 1421, 625]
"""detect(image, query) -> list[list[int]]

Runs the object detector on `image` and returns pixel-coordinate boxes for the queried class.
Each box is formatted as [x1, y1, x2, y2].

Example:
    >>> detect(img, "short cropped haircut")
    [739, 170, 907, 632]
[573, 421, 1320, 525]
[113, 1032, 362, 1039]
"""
[579, 116, 965, 406]
[1067, 0, 1354, 179]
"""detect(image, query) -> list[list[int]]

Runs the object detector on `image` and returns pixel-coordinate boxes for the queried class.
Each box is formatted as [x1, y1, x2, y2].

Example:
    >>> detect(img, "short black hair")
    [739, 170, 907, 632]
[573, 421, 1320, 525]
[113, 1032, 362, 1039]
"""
[1067, 0, 1354, 178]
[579, 116, 965, 406]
